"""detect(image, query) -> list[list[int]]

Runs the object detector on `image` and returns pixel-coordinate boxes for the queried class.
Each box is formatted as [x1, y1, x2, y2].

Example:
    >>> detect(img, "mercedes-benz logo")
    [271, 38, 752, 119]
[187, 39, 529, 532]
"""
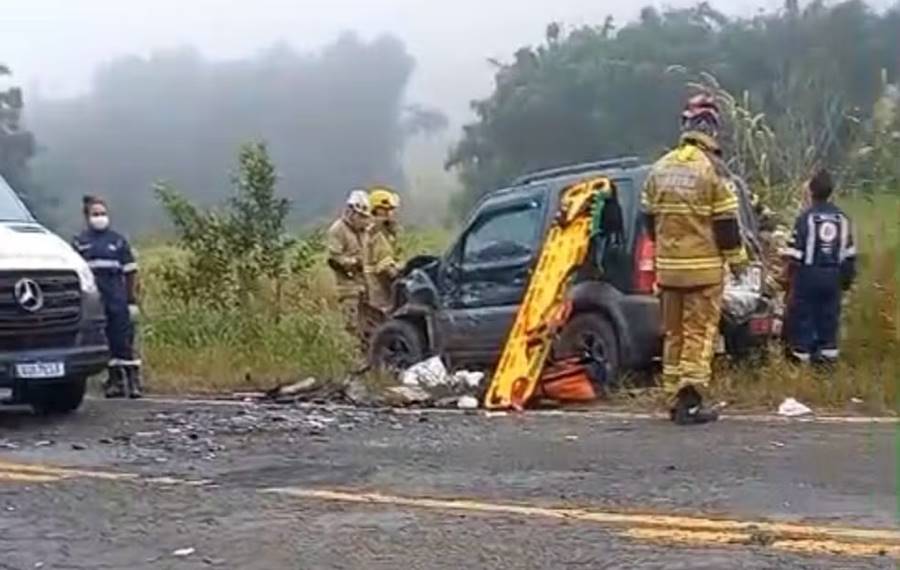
[14, 278, 44, 313]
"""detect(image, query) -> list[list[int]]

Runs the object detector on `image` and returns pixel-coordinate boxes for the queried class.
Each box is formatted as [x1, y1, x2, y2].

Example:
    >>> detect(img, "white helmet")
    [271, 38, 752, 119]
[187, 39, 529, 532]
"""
[346, 189, 370, 216]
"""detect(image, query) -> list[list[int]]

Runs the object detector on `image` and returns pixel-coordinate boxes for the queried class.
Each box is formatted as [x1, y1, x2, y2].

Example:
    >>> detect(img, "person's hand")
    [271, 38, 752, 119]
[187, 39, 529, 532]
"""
[128, 304, 141, 320]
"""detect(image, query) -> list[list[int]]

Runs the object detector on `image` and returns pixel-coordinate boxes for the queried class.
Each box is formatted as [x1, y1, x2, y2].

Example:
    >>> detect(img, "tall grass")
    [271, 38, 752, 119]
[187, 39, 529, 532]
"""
[138, 243, 354, 393]
[136, 203, 897, 411]
[711, 195, 899, 413]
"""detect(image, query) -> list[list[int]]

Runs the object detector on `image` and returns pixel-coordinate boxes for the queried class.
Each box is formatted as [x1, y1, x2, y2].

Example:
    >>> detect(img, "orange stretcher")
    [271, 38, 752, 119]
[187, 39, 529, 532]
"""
[484, 176, 612, 410]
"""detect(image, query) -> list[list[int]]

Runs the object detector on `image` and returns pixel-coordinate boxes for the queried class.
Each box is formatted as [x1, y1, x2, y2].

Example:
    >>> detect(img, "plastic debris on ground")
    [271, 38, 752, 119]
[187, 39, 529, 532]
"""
[777, 397, 813, 417]
[172, 548, 196, 557]
[386, 386, 432, 406]
[400, 357, 485, 409]
[723, 271, 764, 322]
[457, 396, 479, 410]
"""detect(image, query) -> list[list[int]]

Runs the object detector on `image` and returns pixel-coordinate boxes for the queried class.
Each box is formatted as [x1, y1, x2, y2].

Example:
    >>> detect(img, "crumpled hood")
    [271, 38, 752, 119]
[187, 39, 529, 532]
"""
[0, 222, 86, 272]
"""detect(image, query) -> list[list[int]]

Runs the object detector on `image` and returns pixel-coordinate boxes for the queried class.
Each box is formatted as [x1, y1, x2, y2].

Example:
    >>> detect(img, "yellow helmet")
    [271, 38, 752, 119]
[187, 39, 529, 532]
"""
[369, 186, 400, 210]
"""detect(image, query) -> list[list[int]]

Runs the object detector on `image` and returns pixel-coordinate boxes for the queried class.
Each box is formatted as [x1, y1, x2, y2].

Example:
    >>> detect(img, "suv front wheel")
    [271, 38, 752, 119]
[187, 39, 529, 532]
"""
[555, 312, 621, 387]
[369, 319, 428, 371]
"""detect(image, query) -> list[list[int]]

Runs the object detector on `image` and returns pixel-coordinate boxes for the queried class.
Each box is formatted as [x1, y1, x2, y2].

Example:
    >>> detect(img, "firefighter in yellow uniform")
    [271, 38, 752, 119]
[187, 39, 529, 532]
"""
[326, 190, 371, 343]
[642, 94, 748, 425]
[365, 187, 402, 312]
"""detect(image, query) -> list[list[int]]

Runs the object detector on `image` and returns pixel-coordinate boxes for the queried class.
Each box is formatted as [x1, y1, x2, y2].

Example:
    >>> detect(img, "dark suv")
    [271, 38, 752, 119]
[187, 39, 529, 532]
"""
[369, 157, 773, 383]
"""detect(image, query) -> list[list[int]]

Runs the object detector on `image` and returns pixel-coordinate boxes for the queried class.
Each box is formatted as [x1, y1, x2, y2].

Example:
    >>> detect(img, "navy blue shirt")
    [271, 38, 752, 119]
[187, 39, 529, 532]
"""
[784, 202, 856, 284]
[72, 229, 138, 305]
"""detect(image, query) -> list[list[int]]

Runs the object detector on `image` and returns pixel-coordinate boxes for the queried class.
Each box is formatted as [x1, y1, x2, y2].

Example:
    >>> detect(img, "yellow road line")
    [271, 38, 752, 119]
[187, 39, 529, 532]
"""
[0, 471, 61, 483]
[0, 460, 137, 482]
[0, 460, 208, 487]
[263, 487, 900, 559]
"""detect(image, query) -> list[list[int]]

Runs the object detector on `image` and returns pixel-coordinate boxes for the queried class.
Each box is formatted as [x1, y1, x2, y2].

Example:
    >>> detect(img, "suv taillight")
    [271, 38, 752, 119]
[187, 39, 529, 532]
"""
[634, 232, 657, 294]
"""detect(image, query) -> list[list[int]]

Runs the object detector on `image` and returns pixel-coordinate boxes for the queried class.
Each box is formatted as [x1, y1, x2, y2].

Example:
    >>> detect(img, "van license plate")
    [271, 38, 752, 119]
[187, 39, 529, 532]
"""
[15, 362, 65, 379]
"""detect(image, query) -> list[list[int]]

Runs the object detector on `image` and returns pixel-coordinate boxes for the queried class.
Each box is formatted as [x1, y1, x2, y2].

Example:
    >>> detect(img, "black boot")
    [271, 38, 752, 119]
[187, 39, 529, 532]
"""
[104, 366, 126, 399]
[126, 366, 144, 399]
[670, 386, 719, 426]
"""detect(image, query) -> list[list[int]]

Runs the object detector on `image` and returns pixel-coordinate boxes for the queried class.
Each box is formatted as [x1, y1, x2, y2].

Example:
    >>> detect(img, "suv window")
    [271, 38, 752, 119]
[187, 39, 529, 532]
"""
[462, 201, 543, 264]
[0, 175, 32, 222]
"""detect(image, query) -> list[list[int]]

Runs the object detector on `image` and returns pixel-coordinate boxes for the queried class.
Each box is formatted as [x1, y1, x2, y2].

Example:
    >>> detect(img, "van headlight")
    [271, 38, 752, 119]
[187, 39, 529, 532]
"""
[77, 265, 98, 294]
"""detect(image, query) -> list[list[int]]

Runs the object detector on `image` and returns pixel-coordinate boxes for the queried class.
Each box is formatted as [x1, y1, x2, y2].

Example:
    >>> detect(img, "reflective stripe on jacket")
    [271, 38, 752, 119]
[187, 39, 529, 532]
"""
[642, 136, 747, 288]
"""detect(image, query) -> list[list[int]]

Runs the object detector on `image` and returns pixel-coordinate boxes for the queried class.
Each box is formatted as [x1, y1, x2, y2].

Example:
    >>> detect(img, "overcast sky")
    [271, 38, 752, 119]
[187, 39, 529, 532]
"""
[3, 0, 895, 122]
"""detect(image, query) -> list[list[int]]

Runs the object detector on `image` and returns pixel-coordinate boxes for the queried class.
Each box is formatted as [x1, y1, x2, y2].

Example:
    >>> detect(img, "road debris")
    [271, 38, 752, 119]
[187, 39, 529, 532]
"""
[172, 547, 195, 557]
[778, 398, 813, 417]
[386, 386, 432, 406]
[265, 377, 319, 400]
[457, 396, 479, 410]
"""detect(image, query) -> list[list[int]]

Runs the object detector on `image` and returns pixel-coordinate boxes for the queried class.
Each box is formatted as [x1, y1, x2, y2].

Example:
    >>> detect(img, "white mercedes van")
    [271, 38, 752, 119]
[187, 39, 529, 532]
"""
[0, 175, 108, 414]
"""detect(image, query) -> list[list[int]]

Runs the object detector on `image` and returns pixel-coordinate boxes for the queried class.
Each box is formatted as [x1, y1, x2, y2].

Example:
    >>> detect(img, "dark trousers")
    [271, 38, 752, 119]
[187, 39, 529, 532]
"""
[105, 303, 136, 364]
[787, 267, 842, 360]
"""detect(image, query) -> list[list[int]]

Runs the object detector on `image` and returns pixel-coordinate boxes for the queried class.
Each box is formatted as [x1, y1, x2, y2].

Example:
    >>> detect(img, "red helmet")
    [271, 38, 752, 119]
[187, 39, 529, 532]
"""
[681, 93, 721, 130]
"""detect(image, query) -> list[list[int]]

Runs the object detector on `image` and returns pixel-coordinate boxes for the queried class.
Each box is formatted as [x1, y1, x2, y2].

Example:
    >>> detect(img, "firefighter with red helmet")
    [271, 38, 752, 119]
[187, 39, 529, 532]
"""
[641, 94, 748, 425]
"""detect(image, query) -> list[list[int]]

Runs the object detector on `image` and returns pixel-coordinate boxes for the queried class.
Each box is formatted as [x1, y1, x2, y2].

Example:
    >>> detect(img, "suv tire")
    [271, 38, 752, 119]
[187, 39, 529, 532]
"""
[369, 319, 428, 371]
[29, 376, 87, 415]
[555, 312, 621, 386]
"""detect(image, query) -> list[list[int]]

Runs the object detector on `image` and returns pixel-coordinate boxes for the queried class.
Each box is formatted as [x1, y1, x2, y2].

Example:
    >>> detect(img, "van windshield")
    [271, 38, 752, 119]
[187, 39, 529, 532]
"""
[0, 175, 33, 222]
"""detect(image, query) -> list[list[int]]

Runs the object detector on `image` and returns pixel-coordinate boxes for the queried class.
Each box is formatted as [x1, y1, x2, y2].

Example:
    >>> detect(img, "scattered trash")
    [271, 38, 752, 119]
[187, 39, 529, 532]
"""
[172, 547, 196, 557]
[34, 440, 53, 448]
[386, 386, 432, 406]
[402, 357, 484, 391]
[777, 398, 813, 417]
[770, 441, 786, 448]
[454, 370, 485, 389]
[0, 440, 19, 450]
[564, 435, 579, 442]
[402, 357, 450, 388]
[343, 378, 373, 406]
[851, 397, 864, 404]
[265, 377, 318, 400]
[135, 431, 161, 438]
[457, 395, 479, 410]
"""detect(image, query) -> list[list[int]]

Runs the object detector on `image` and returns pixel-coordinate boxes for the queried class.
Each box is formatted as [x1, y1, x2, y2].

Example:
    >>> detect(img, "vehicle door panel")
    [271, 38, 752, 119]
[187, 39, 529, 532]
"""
[438, 195, 547, 363]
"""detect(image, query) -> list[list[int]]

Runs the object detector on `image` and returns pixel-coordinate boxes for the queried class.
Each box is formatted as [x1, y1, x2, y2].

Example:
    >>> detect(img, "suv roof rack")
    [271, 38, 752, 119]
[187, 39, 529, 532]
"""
[511, 157, 641, 185]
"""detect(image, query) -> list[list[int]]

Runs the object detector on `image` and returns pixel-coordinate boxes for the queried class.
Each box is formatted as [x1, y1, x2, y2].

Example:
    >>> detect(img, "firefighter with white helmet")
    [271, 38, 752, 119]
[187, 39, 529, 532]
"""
[326, 189, 372, 341]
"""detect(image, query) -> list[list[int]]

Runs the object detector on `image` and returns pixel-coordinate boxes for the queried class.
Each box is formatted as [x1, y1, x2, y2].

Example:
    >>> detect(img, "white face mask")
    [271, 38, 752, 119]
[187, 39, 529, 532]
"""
[89, 214, 110, 231]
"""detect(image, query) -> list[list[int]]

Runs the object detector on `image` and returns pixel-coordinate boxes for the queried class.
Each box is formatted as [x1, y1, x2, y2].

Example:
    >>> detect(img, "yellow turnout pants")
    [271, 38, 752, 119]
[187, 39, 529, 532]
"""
[660, 283, 723, 397]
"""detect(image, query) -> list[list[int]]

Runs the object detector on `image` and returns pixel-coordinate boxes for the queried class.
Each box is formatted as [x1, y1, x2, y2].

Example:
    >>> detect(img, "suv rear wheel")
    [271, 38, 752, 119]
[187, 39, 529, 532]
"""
[369, 319, 428, 371]
[555, 312, 621, 387]
[29, 376, 87, 415]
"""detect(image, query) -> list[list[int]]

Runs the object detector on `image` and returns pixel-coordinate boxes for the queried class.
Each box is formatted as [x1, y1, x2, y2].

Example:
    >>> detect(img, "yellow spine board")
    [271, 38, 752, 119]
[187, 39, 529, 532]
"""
[484, 177, 610, 410]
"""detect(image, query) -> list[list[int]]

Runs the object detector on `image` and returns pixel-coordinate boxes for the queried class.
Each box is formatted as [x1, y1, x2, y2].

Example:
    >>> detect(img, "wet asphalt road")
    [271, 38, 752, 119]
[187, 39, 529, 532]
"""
[0, 398, 896, 569]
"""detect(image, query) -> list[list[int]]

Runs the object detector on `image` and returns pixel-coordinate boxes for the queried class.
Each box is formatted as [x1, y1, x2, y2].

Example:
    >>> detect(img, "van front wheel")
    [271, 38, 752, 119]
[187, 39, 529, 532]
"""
[29, 376, 87, 415]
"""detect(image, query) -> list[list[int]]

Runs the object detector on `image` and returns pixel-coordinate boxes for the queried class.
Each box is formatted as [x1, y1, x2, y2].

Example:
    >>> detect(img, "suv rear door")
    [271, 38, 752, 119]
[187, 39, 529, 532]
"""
[437, 188, 548, 364]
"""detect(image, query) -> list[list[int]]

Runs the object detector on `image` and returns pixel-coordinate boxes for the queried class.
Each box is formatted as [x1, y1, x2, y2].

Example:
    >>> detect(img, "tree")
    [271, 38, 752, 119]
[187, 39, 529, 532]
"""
[447, 1, 899, 210]
[155, 142, 297, 310]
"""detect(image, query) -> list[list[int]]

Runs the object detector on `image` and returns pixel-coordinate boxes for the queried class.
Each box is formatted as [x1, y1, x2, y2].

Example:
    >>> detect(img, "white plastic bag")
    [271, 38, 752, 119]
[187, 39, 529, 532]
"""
[777, 397, 813, 417]
[402, 357, 451, 388]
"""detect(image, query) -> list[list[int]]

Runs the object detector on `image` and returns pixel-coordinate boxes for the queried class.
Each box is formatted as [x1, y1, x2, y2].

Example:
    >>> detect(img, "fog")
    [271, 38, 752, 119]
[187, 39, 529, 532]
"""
[3, 0, 896, 232]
